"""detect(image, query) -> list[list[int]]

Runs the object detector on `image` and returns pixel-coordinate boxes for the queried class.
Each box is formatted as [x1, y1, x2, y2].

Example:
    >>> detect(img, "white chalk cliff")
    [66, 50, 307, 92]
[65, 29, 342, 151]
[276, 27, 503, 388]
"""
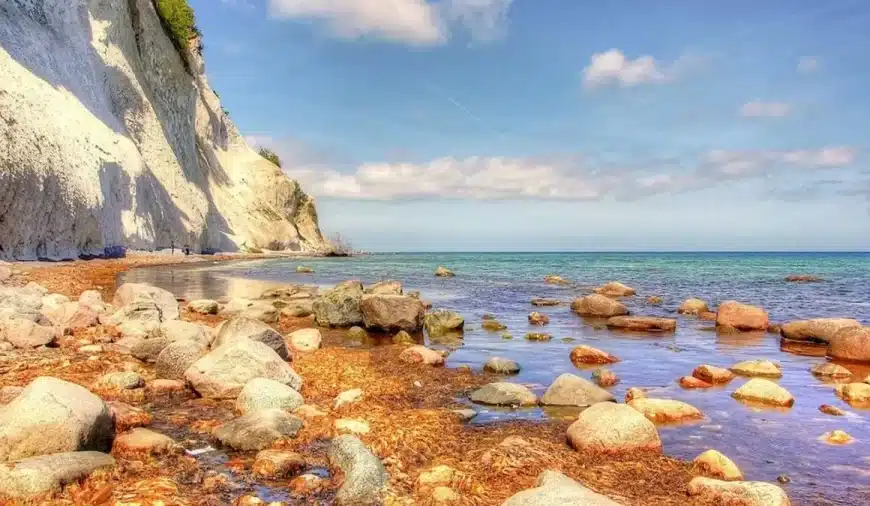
[0, 0, 329, 260]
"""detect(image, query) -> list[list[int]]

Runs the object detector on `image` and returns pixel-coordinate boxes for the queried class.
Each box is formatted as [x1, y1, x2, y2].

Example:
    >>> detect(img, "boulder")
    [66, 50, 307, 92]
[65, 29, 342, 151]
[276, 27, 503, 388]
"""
[541, 374, 615, 407]
[41, 301, 99, 331]
[606, 316, 676, 333]
[313, 281, 364, 327]
[218, 298, 255, 317]
[360, 295, 425, 332]
[730, 360, 782, 378]
[0, 377, 113, 461]
[106, 298, 162, 336]
[95, 371, 144, 390]
[424, 310, 465, 337]
[716, 301, 768, 331]
[531, 298, 560, 307]
[527, 312, 550, 325]
[811, 362, 852, 379]
[184, 340, 302, 399]
[483, 357, 520, 374]
[827, 327, 870, 362]
[677, 298, 709, 315]
[647, 296, 663, 304]
[569, 345, 619, 365]
[781, 318, 861, 344]
[253, 450, 306, 478]
[732, 379, 795, 407]
[155, 340, 206, 380]
[544, 275, 570, 285]
[400, 346, 445, 366]
[113, 428, 174, 456]
[692, 450, 743, 481]
[624, 388, 646, 403]
[392, 330, 415, 344]
[288, 328, 322, 352]
[819, 404, 845, 416]
[364, 280, 403, 295]
[160, 320, 210, 346]
[686, 477, 790, 506]
[212, 316, 290, 361]
[692, 364, 735, 384]
[501, 470, 620, 506]
[481, 319, 507, 332]
[113, 283, 179, 321]
[221, 300, 280, 324]
[628, 398, 704, 423]
[592, 368, 619, 387]
[328, 435, 388, 505]
[435, 266, 455, 277]
[131, 337, 172, 362]
[836, 383, 870, 404]
[699, 311, 717, 321]
[296, 266, 314, 273]
[822, 430, 853, 445]
[594, 281, 636, 297]
[570, 294, 628, 318]
[470, 383, 537, 406]
[214, 409, 303, 451]
[0, 452, 115, 499]
[0, 387, 23, 405]
[108, 402, 152, 432]
[346, 326, 369, 342]
[524, 332, 552, 341]
[0, 320, 55, 348]
[78, 290, 110, 314]
[567, 402, 662, 456]
[235, 378, 304, 415]
[189, 299, 219, 314]
[281, 299, 315, 318]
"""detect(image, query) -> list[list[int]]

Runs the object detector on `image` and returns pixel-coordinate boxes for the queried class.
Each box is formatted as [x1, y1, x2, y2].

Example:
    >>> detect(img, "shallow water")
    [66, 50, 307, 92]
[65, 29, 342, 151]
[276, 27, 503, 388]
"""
[120, 252, 870, 505]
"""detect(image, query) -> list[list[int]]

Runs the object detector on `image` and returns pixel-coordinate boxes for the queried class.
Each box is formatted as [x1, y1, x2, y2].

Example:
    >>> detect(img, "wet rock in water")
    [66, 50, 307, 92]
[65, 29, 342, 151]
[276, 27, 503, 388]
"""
[346, 326, 369, 342]
[435, 266, 455, 277]
[569, 345, 620, 365]
[253, 450, 306, 478]
[214, 409, 303, 451]
[212, 316, 290, 361]
[156, 340, 206, 380]
[108, 402, 152, 432]
[185, 340, 302, 399]
[628, 398, 704, 423]
[328, 435, 388, 505]
[544, 275, 570, 285]
[113, 428, 174, 456]
[624, 387, 646, 403]
[698, 311, 717, 321]
[594, 281, 636, 297]
[114, 283, 180, 321]
[452, 409, 477, 422]
[592, 368, 619, 387]
[767, 323, 782, 334]
[400, 345, 445, 366]
[731, 378, 795, 407]
[819, 404, 845, 416]
[687, 477, 790, 506]
[424, 310, 465, 337]
[483, 357, 520, 374]
[527, 312, 550, 325]
[501, 333, 514, 340]
[189, 299, 219, 314]
[716, 301, 768, 331]
[0, 377, 113, 461]
[567, 402, 662, 456]
[811, 362, 852, 379]
[0, 387, 23, 405]
[730, 359, 782, 378]
[335, 419, 371, 435]
[692, 449, 743, 481]
[288, 328, 322, 352]
[364, 280, 403, 295]
[296, 265, 314, 274]
[0, 320, 55, 348]
[781, 318, 861, 344]
[501, 470, 621, 506]
[677, 298, 709, 315]
[692, 364, 735, 384]
[334, 389, 363, 409]
[160, 320, 210, 346]
[481, 319, 507, 332]
[541, 374, 615, 407]
[392, 330, 416, 345]
[822, 430, 854, 445]
[785, 274, 823, 283]
[570, 294, 629, 318]
[235, 378, 304, 415]
[360, 294, 425, 332]
[836, 383, 870, 404]
[524, 332, 552, 342]
[471, 383, 537, 406]
[827, 327, 870, 362]
[531, 298, 560, 307]
[313, 281, 365, 328]
[0, 451, 115, 499]
[95, 371, 144, 390]
[606, 316, 676, 333]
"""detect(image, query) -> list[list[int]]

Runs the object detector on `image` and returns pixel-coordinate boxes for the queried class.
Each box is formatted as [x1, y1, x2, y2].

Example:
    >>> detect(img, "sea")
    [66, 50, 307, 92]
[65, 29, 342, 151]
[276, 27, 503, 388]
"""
[119, 251, 870, 505]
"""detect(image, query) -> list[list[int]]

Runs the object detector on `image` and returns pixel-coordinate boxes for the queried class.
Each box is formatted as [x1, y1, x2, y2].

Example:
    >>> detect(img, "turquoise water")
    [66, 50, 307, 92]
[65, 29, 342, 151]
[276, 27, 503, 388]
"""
[121, 252, 870, 505]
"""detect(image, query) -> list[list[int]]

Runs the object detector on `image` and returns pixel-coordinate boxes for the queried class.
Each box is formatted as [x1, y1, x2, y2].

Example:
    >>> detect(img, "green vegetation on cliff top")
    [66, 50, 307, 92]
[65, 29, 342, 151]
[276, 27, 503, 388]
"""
[154, 0, 201, 52]
[258, 148, 282, 168]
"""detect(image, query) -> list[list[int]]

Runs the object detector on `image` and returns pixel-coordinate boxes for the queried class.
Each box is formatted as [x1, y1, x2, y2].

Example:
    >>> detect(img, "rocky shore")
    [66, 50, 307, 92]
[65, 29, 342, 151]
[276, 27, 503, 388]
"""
[2, 261, 865, 504]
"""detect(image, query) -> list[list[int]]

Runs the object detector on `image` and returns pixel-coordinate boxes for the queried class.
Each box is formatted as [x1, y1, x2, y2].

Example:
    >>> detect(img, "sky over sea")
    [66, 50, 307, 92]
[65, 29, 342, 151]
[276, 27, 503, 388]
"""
[196, 0, 870, 251]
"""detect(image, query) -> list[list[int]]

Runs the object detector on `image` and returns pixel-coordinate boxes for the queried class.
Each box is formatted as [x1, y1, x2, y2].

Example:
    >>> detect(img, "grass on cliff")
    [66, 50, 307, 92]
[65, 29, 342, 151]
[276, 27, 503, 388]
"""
[155, 0, 201, 53]
[258, 147, 282, 168]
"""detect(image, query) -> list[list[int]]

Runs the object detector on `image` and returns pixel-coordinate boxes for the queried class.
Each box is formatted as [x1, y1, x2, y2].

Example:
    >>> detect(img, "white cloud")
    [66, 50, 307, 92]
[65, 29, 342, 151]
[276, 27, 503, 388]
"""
[740, 100, 792, 118]
[798, 56, 820, 74]
[583, 49, 665, 88]
[443, 0, 513, 42]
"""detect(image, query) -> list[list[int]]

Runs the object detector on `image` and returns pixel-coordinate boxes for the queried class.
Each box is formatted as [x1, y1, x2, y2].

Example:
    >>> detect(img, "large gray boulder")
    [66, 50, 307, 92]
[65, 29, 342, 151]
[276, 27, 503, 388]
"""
[113, 283, 179, 321]
[214, 409, 303, 451]
[155, 340, 206, 380]
[424, 309, 465, 337]
[328, 435, 388, 505]
[0, 319, 55, 348]
[184, 340, 302, 399]
[40, 301, 99, 332]
[235, 378, 304, 415]
[360, 294, 425, 332]
[159, 320, 210, 346]
[0, 452, 115, 499]
[105, 298, 163, 336]
[212, 316, 290, 360]
[0, 377, 113, 461]
[502, 470, 620, 506]
[313, 281, 365, 328]
[0, 286, 43, 320]
[540, 374, 615, 407]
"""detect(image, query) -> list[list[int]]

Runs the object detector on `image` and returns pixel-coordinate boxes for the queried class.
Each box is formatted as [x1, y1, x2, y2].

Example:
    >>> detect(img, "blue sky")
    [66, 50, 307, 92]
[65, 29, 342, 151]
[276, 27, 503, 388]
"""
[195, 0, 869, 251]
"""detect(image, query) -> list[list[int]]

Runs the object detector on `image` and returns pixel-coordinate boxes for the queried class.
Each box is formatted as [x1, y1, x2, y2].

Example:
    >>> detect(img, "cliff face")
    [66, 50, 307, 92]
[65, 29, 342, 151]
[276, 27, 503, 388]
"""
[0, 0, 329, 260]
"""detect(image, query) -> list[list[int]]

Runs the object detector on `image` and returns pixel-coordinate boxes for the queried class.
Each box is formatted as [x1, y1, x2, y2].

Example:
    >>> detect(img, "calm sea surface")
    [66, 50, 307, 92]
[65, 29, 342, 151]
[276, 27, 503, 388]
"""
[120, 252, 870, 505]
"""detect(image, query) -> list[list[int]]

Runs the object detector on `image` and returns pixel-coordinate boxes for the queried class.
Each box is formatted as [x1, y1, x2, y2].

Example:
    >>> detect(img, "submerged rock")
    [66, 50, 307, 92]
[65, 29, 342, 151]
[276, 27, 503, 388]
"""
[424, 310, 465, 337]
[0, 452, 115, 499]
[594, 281, 636, 297]
[785, 274, 823, 283]
[544, 275, 570, 285]
[435, 266, 455, 277]
[214, 409, 303, 451]
[686, 477, 789, 506]
[692, 449, 743, 481]
[567, 402, 662, 456]
[527, 312, 550, 325]
[821, 430, 854, 445]
[569, 345, 619, 365]
[481, 319, 507, 332]
[677, 298, 709, 315]
[235, 378, 304, 415]
[360, 294, 425, 332]
[692, 364, 735, 384]
[470, 383, 537, 406]
[541, 374, 615, 407]
[606, 316, 676, 333]
[716, 301, 768, 331]
[328, 435, 388, 505]
[531, 298, 560, 307]
[732, 378, 795, 407]
[570, 294, 628, 318]
[501, 470, 620, 506]
[628, 398, 704, 423]
[184, 340, 302, 399]
[524, 332, 552, 342]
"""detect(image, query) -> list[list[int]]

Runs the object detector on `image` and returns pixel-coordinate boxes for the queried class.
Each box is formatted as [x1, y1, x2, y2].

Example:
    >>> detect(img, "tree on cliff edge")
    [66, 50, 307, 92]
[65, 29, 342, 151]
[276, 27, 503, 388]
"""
[258, 148, 282, 168]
